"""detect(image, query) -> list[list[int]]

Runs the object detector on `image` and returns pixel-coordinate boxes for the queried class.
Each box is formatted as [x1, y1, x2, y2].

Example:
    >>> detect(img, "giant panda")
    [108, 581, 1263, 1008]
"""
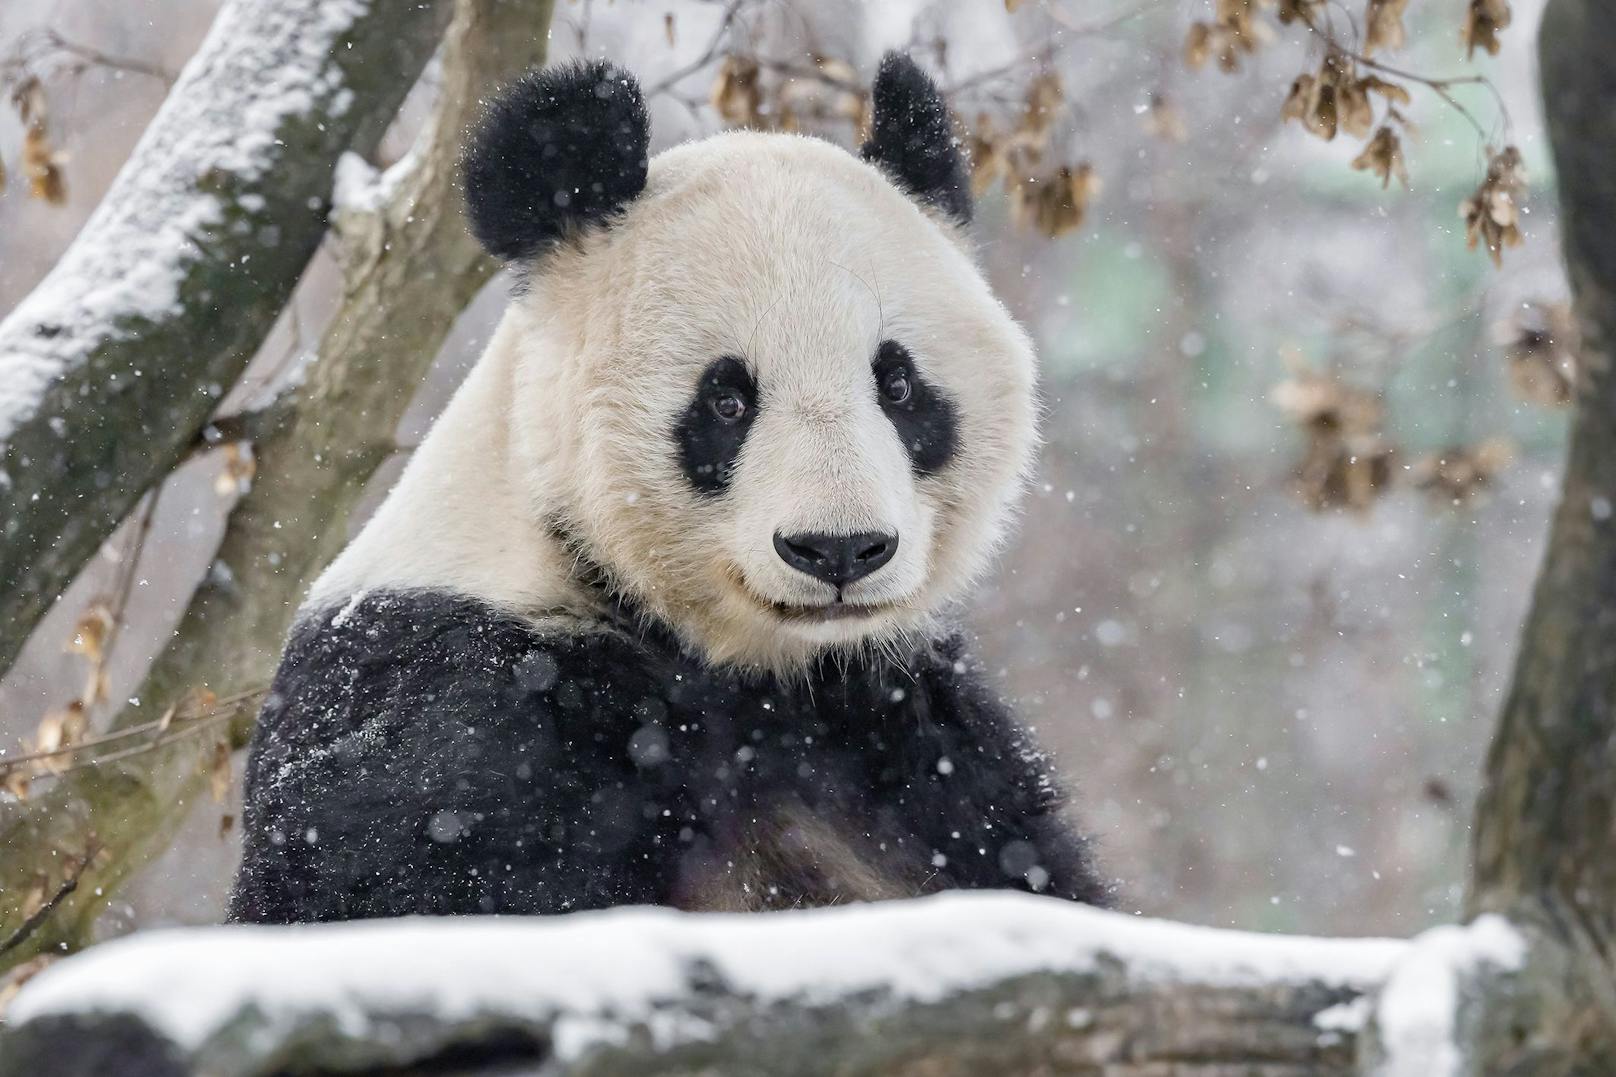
[229, 53, 1107, 923]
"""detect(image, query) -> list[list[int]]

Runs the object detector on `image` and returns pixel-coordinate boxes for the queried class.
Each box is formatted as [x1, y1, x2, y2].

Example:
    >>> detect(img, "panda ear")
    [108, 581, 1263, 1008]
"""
[463, 60, 650, 261]
[859, 52, 971, 226]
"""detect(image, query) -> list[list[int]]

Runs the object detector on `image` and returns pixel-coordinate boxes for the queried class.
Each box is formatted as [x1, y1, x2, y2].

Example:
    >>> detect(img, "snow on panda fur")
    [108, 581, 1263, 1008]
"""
[229, 55, 1107, 922]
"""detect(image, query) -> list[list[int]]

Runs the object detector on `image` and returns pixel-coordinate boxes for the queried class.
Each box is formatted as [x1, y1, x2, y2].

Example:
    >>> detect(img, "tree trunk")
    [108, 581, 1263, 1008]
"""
[0, 893, 1404, 1077]
[0, 0, 455, 677]
[0, 0, 554, 972]
[1464, 0, 1616, 1069]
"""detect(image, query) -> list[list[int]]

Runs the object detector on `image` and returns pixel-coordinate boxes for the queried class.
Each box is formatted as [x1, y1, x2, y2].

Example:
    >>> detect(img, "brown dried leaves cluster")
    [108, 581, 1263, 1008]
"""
[711, 55, 1097, 240]
[1185, 0, 1520, 262]
[710, 54, 868, 137]
[1184, 0, 1274, 73]
[1271, 369, 1396, 512]
[968, 73, 1099, 238]
[1271, 367, 1518, 512]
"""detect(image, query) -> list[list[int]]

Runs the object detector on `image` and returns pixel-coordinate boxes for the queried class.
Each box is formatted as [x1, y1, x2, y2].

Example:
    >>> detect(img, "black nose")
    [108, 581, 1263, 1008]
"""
[773, 530, 899, 588]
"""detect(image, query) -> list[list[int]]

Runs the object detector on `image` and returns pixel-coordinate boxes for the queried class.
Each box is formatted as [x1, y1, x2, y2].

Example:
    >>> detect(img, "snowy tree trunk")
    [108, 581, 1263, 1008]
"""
[0, 0, 554, 971]
[0, 894, 1405, 1077]
[1456, 1, 1616, 1070]
[0, 0, 455, 677]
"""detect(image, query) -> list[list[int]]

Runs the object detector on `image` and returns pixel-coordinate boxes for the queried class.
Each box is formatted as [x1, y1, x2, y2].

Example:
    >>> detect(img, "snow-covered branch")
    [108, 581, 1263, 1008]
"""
[0, 0, 455, 676]
[0, 893, 1420, 1076]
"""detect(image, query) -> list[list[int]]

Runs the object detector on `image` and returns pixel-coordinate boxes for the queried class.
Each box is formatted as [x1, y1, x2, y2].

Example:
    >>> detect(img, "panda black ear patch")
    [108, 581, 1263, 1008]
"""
[859, 52, 971, 226]
[463, 60, 650, 261]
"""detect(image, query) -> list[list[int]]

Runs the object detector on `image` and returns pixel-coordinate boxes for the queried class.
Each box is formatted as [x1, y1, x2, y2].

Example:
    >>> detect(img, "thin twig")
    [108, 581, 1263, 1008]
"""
[0, 688, 264, 774]
[949, 0, 1163, 98]
[643, 0, 751, 99]
[0, 841, 100, 959]
[0, 28, 173, 89]
[53, 711, 237, 774]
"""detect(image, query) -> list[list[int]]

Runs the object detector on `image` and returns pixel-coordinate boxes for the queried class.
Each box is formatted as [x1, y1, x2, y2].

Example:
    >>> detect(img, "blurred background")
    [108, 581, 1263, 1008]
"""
[0, 0, 1565, 940]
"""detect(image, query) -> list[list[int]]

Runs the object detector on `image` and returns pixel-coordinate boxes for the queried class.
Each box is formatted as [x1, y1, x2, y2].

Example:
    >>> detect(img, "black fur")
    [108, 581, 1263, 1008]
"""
[231, 592, 1106, 923]
[875, 340, 959, 474]
[860, 52, 972, 226]
[462, 60, 650, 261]
[675, 355, 757, 496]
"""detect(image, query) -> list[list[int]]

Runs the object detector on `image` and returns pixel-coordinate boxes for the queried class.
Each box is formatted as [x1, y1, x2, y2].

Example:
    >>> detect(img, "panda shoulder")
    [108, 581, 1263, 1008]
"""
[258, 591, 658, 746]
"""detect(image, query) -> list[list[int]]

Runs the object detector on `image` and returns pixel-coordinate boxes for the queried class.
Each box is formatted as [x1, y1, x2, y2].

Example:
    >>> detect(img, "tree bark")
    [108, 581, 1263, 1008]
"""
[0, 0, 554, 972]
[0, 0, 455, 677]
[0, 893, 1403, 1077]
[1464, 0, 1616, 1069]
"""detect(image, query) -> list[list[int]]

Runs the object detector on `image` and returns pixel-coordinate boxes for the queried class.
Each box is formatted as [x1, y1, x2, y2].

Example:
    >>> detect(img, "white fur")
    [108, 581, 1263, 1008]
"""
[309, 131, 1038, 673]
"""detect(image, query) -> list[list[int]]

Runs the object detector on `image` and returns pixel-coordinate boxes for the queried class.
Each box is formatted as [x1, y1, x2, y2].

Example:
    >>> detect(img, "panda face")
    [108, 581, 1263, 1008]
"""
[505, 131, 1037, 671]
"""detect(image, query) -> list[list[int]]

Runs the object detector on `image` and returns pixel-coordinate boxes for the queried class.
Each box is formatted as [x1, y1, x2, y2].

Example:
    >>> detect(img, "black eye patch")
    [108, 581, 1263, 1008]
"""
[874, 340, 958, 474]
[675, 356, 757, 495]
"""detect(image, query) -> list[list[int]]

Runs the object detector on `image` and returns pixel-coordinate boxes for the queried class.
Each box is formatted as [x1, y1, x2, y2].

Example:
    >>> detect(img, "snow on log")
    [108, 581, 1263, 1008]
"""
[0, 892, 1406, 1076]
[0, 0, 454, 676]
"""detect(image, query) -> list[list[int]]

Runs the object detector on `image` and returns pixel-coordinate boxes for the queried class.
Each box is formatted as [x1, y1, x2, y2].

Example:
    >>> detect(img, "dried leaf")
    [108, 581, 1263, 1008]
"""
[1019, 71, 1064, 144]
[1352, 126, 1409, 188]
[1006, 0, 1026, 10]
[1143, 94, 1187, 142]
[82, 666, 109, 708]
[33, 701, 87, 772]
[1273, 368, 1395, 512]
[1185, 18, 1260, 73]
[1460, 145, 1526, 266]
[17, 875, 48, 921]
[1364, 0, 1409, 55]
[663, 12, 676, 48]
[966, 113, 1007, 196]
[1184, 21, 1215, 69]
[22, 123, 66, 205]
[207, 739, 232, 804]
[1412, 439, 1514, 505]
[2, 768, 29, 803]
[1360, 75, 1412, 106]
[1277, 0, 1325, 24]
[67, 603, 115, 661]
[1010, 163, 1100, 239]
[213, 441, 257, 498]
[1462, 0, 1512, 58]
[710, 54, 764, 128]
[1499, 301, 1578, 406]
[219, 813, 236, 839]
[1271, 372, 1383, 436]
[1337, 80, 1374, 139]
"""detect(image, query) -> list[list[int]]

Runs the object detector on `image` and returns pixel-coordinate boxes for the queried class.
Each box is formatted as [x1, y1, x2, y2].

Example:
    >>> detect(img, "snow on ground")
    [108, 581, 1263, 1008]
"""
[0, 0, 368, 444]
[11, 891, 1404, 1060]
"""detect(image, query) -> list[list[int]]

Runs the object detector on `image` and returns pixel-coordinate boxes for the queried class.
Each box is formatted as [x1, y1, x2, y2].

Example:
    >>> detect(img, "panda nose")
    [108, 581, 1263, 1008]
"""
[773, 530, 899, 588]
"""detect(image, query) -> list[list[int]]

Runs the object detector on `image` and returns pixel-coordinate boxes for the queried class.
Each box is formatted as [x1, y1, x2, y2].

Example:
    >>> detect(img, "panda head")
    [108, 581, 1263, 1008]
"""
[462, 54, 1037, 672]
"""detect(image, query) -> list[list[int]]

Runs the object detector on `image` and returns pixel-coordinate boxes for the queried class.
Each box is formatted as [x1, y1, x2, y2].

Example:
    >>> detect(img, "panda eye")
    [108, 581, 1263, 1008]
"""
[881, 366, 913, 406]
[710, 390, 747, 423]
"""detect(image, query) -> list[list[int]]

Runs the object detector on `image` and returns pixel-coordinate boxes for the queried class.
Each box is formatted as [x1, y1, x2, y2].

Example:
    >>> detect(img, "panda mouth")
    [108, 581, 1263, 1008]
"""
[722, 564, 895, 624]
[769, 600, 888, 623]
